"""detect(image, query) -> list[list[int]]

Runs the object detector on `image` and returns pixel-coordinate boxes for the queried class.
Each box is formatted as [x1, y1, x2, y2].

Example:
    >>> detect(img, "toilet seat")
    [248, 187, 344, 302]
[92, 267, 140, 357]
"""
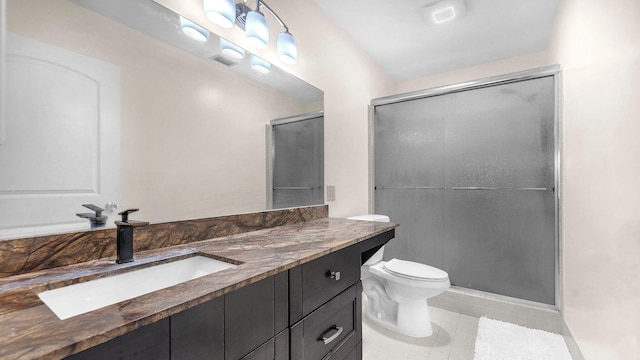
[382, 258, 448, 281]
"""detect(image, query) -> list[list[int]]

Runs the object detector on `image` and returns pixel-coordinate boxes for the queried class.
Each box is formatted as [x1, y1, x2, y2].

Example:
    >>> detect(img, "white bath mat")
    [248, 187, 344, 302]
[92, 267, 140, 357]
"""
[474, 317, 572, 360]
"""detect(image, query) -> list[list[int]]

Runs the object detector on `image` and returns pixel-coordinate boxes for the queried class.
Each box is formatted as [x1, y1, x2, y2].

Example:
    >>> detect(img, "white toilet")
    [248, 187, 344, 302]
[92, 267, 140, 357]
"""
[348, 215, 450, 337]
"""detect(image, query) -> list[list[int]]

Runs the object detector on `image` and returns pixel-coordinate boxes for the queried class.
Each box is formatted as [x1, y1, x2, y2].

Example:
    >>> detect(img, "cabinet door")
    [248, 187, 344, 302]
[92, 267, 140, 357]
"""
[238, 328, 290, 360]
[171, 295, 224, 360]
[240, 338, 274, 360]
[341, 342, 361, 360]
[290, 283, 361, 360]
[327, 340, 361, 360]
[225, 272, 288, 360]
[64, 319, 170, 360]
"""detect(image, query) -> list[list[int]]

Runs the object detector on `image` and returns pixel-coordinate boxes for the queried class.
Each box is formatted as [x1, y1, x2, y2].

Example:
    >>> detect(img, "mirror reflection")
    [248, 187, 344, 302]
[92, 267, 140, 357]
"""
[0, 0, 323, 240]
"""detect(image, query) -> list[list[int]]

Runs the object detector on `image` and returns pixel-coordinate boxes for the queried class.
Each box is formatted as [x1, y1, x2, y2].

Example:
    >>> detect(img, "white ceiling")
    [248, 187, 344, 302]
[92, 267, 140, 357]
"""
[314, 0, 560, 81]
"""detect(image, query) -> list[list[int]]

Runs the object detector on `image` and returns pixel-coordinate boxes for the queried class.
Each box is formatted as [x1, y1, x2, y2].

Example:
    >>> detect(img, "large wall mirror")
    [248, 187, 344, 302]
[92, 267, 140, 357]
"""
[0, 0, 323, 240]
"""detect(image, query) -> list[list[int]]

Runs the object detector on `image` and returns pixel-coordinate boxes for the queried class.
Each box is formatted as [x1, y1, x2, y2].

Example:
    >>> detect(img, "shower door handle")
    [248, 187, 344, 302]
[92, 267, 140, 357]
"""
[452, 186, 497, 190]
[377, 186, 447, 190]
[273, 186, 315, 190]
[452, 186, 548, 191]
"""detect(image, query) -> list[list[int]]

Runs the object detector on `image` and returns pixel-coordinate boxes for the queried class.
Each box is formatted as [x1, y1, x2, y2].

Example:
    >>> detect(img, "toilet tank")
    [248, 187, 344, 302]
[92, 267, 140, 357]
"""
[347, 214, 390, 264]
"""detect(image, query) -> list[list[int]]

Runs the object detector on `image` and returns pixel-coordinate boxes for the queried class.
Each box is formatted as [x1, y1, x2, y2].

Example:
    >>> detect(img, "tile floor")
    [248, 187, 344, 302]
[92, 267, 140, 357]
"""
[362, 305, 478, 360]
[361, 288, 585, 360]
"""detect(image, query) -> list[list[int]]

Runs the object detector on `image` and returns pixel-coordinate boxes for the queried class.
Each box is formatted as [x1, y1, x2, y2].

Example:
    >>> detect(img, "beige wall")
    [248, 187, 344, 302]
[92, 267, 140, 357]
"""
[396, 50, 554, 94]
[550, 0, 640, 358]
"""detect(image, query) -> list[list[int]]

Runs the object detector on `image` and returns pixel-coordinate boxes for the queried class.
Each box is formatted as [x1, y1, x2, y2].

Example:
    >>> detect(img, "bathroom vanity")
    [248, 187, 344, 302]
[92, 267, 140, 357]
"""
[0, 217, 395, 360]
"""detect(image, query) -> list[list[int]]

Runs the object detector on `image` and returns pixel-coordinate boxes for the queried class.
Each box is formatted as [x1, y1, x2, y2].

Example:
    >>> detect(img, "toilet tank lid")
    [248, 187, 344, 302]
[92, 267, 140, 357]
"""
[347, 214, 390, 222]
[383, 258, 449, 280]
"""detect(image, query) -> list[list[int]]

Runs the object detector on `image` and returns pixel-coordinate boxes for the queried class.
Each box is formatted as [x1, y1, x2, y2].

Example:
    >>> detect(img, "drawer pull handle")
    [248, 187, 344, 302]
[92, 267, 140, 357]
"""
[319, 325, 344, 345]
[329, 271, 341, 281]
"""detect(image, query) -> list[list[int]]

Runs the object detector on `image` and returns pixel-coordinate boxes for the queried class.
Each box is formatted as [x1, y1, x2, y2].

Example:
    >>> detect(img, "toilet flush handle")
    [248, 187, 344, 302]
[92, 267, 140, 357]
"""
[328, 270, 341, 281]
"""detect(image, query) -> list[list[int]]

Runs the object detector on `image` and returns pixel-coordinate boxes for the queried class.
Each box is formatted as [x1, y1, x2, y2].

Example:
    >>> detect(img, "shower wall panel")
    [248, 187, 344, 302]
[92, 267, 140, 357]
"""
[374, 76, 556, 305]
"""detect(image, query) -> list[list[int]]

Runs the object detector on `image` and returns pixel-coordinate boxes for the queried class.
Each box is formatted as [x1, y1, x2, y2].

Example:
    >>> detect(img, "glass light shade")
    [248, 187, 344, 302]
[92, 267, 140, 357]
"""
[203, 0, 236, 28]
[220, 38, 245, 59]
[245, 11, 269, 48]
[250, 54, 271, 74]
[180, 17, 209, 42]
[277, 31, 297, 64]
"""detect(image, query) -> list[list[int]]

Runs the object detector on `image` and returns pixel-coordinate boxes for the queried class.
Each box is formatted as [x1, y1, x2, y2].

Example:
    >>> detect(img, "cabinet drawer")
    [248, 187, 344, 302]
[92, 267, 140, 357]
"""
[299, 245, 359, 318]
[290, 283, 360, 360]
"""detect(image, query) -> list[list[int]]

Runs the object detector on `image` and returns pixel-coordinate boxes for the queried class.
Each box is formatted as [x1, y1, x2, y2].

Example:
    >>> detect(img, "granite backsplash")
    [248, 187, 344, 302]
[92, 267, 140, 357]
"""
[0, 205, 328, 278]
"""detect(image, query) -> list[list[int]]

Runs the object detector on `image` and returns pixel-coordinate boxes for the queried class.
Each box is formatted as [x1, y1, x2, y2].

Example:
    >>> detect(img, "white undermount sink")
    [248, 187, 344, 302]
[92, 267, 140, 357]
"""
[38, 255, 236, 320]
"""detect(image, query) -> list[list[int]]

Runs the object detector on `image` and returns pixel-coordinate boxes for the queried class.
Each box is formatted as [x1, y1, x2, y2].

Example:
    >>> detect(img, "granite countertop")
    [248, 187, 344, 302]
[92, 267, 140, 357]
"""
[0, 217, 397, 360]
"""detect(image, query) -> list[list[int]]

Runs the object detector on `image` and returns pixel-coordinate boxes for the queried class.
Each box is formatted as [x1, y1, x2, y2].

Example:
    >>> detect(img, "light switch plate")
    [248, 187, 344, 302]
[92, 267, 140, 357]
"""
[326, 185, 335, 201]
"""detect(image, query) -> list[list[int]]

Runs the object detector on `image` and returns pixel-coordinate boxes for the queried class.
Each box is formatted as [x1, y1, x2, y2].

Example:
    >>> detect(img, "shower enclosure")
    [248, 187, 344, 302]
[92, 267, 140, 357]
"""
[371, 67, 559, 305]
[269, 112, 324, 209]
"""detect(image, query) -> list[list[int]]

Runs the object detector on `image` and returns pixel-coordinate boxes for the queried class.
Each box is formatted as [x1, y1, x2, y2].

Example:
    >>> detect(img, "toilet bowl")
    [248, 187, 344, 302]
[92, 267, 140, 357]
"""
[348, 214, 450, 337]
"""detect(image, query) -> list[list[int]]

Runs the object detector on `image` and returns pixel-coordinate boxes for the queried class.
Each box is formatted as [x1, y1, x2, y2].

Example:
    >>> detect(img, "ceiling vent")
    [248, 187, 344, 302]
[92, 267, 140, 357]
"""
[210, 55, 238, 67]
[420, 0, 466, 26]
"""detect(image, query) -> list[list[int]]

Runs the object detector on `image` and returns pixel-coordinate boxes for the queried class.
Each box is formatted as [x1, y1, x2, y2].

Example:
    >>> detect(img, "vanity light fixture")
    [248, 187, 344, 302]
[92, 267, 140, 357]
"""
[420, 0, 466, 26]
[180, 16, 209, 42]
[220, 38, 246, 59]
[250, 54, 271, 74]
[203, 0, 298, 64]
[203, 0, 236, 28]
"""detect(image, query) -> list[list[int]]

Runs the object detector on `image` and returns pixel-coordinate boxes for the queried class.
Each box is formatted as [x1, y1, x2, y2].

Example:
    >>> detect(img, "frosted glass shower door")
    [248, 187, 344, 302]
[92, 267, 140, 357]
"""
[374, 95, 449, 269]
[271, 115, 324, 209]
[374, 75, 557, 305]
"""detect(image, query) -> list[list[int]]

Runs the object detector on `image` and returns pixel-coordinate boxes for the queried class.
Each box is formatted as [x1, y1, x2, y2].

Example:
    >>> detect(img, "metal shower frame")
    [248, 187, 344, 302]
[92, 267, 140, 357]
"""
[368, 65, 563, 309]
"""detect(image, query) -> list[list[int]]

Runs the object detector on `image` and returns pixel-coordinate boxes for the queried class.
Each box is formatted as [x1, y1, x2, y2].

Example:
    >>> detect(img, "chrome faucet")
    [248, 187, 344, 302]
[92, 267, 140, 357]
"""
[115, 209, 149, 264]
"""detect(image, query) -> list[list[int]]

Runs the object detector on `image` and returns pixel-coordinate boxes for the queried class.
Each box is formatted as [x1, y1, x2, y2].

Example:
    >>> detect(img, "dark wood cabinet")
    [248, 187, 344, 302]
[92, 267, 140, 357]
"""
[337, 342, 362, 360]
[290, 245, 360, 324]
[239, 329, 289, 360]
[225, 271, 288, 360]
[65, 318, 170, 360]
[287, 235, 387, 360]
[63, 230, 394, 360]
[290, 282, 361, 360]
[171, 295, 224, 360]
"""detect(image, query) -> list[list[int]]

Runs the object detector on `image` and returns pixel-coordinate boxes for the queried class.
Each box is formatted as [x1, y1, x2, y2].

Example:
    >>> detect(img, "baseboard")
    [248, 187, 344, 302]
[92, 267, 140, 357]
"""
[561, 319, 586, 360]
